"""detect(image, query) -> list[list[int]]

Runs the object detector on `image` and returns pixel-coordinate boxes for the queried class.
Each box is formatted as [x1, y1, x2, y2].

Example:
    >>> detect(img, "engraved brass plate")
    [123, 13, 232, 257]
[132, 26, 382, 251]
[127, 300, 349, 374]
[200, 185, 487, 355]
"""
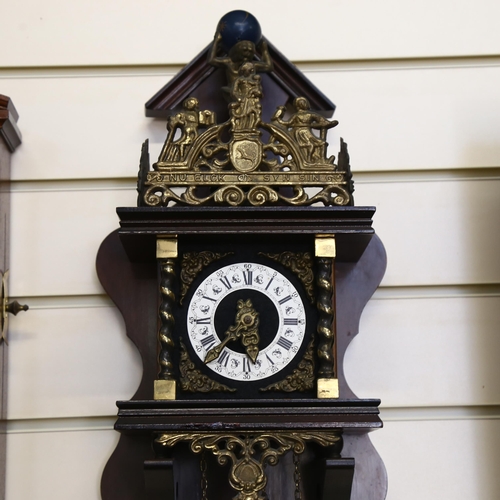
[315, 235, 336, 258]
[156, 237, 178, 259]
[154, 379, 176, 400]
[317, 378, 339, 399]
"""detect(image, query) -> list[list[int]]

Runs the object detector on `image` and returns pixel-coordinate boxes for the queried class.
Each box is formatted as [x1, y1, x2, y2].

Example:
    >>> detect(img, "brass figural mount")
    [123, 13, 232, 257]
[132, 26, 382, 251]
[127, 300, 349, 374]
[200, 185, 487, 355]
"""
[137, 24, 354, 208]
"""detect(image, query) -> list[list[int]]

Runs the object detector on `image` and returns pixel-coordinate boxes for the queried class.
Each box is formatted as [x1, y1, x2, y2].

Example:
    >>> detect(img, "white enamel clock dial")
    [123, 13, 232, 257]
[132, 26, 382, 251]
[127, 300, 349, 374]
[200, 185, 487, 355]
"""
[187, 262, 306, 381]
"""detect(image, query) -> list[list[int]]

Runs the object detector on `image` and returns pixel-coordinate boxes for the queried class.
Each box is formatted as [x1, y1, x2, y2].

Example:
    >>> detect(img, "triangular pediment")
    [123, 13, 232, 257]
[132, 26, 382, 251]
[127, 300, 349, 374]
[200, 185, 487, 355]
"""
[145, 38, 335, 121]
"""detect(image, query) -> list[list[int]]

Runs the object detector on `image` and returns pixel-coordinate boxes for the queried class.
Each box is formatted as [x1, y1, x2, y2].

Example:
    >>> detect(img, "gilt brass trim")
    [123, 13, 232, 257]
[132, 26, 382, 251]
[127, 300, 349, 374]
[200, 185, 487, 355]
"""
[179, 341, 236, 393]
[138, 44, 354, 208]
[315, 235, 336, 258]
[261, 340, 314, 393]
[317, 378, 339, 399]
[155, 430, 342, 500]
[204, 299, 260, 364]
[156, 237, 178, 259]
[260, 251, 315, 303]
[154, 379, 176, 400]
[180, 251, 232, 304]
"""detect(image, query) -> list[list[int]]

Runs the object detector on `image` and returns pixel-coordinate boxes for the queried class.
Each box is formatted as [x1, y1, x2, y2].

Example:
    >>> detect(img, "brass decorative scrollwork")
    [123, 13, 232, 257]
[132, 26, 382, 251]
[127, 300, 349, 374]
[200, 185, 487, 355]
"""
[261, 339, 315, 393]
[179, 341, 235, 393]
[260, 252, 315, 303]
[180, 251, 232, 303]
[137, 25, 354, 208]
[155, 430, 342, 500]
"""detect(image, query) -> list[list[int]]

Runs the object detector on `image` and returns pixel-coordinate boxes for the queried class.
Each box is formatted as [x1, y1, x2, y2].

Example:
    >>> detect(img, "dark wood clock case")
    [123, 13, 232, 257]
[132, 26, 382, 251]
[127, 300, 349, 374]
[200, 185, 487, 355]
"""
[98, 15, 387, 498]
[97, 206, 388, 500]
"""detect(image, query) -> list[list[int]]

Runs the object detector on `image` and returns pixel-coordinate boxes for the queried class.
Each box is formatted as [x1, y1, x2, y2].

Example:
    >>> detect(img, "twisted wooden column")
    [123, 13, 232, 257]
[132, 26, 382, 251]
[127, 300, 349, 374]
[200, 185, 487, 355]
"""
[155, 238, 178, 400]
[316, 257, 335, 378]
[315, 236, 338, 398]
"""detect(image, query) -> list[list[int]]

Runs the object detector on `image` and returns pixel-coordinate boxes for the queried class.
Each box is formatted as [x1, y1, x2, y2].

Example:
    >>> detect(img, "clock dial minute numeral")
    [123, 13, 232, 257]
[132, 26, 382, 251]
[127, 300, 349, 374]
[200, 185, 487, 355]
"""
[276, 336, 293, 351]
[196, 317, 211, 325]
[220, 276, 232, 290]
[243, 269, 253, 285]
[242, 357, 252, 373]
[202, 295, 217, 302]
[200, 334, 217, 352]
[218, 349, 230, 368]
[265, 353, 274, 365]
[265, 276, 275, 291]
[278, 295, 292, 305]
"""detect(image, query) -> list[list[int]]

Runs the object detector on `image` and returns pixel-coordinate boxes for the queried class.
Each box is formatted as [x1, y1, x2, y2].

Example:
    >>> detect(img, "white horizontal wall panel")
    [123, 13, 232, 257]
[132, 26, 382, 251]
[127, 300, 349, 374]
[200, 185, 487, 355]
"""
[369, 418, 500, 500]
[6, 418, 500, 500]
[0, 74, 169, 182]
[7, 306, 141, 420]
[6, 428, 118, 500]
[10, 177, 500, 297]
[10, 187, 136, 297]
[1, 0, 500, 67]
[355, 177, 500, 287]
[315, 64, 500, 172]
[3, 63, 500, 181]
[344, 295, 500, 407]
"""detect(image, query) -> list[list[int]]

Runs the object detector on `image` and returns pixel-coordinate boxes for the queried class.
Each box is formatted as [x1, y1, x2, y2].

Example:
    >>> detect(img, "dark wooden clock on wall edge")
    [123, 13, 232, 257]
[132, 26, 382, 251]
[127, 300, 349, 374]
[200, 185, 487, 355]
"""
[98, 11, 387, 500]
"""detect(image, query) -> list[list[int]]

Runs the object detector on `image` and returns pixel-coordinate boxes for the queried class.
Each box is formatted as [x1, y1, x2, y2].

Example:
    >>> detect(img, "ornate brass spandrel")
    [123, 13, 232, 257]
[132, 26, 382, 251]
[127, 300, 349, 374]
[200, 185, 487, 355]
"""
[137, 15, 354, 208]
[180, 251, 233, 304]
[154, 430, 342, 500]
[179, 341, 236, 393]
[261, 339, 315, 393]
[260, 252, 315, 304]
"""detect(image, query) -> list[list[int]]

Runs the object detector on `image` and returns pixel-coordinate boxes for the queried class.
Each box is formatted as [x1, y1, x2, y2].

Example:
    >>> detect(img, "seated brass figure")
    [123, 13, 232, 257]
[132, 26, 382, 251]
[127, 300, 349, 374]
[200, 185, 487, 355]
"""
[272, 97, 339, 164]
[158, 97, 214, 164]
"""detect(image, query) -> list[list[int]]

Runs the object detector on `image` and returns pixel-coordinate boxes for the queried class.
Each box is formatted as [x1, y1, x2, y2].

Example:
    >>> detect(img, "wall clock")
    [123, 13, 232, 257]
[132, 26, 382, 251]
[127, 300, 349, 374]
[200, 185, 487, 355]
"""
[98, 10, 388, 500]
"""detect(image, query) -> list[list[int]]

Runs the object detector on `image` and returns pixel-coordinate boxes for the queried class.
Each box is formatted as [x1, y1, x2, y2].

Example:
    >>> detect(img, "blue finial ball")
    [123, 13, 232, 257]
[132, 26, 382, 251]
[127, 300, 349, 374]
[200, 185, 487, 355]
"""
[217, 11, 262, 52]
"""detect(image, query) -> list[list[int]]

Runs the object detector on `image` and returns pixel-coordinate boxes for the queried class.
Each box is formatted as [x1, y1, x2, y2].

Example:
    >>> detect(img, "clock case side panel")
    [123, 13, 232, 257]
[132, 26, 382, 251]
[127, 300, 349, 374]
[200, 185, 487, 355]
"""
[97, 215, 388, 500]
[335, 234, 388, 500]
[335, 234, 387, 399]
[96, 229, 159, 401]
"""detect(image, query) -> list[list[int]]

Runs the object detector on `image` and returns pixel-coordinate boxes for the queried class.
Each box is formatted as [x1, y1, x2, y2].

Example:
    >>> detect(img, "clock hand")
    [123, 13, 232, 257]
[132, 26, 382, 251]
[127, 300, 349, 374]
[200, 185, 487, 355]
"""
[240, 303, 260, 363]
[204, 330, 238, 364]
[204, 299, 260, 364]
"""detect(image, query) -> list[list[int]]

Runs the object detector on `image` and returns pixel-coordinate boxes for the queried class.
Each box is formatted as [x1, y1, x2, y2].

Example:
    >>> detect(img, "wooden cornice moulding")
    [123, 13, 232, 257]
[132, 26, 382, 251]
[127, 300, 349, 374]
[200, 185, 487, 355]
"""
[0, 95, 22, 152]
